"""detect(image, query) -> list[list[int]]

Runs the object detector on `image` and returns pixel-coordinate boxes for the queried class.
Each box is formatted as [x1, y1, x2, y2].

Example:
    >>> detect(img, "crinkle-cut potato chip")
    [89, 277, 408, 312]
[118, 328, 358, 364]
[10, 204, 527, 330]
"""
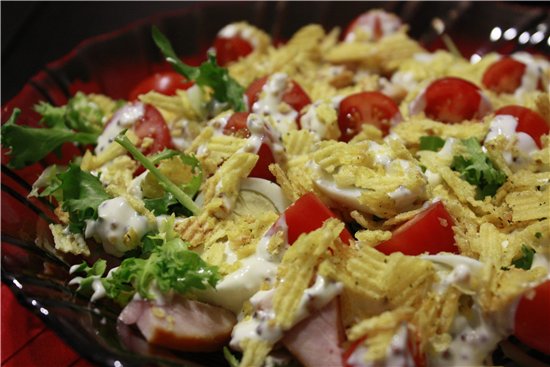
[282, 130, 316, 157]
[174, 210, 218, 248]
[138, 90, 201, 122]
[49, 224, 90, 256]
[393, 116, 489, 147]
[201, 152, 258, 218]
[93, 155, 137, 190]
[505, 191, 549, 222]
[478, 266, 547, 314]
[239, 338, 272, 367]
[348, 307, 414, 342]
[354, 229, 392, 247]
[273, 218, 343, 329]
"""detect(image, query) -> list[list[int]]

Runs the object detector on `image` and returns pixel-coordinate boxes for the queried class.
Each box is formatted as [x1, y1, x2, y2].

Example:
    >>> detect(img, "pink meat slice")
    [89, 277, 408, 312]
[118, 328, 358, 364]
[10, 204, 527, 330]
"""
[282, 298, 345, 367]
[119, 297, 236, 352]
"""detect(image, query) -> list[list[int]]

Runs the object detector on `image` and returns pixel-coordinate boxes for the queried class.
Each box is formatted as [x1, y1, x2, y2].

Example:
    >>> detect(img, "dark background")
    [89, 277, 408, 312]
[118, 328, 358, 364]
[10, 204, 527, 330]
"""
[1, 2, 196, 105]
[2, 1, 549, 106]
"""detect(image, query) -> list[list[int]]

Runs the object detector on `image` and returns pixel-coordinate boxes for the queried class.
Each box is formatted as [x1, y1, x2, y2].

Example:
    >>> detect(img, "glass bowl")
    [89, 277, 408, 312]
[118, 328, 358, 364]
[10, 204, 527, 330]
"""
[2, 2, 549, 366]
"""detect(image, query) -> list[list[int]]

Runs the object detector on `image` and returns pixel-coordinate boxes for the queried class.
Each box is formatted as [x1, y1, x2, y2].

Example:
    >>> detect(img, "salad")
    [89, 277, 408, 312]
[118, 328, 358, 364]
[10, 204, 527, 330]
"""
[2, 8, 550, 367]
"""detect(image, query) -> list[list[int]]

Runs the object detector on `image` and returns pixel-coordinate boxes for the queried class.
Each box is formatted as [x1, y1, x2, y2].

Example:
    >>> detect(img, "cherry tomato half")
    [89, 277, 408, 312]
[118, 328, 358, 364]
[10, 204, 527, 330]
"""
[224, 111, 251, 138]
[223, 112, 276, 181]
[415, 77, 491, 124]
[134, 104, 175, 156]
[245, 75, 312, 120]
[129, 72, 193, 101]
[213, 36, 254, 66]
[514, 280, 550, 355]
[482, 57, 526, 94]
[495, 105, 549, 148]
[338, 91, 402, 141]
[284, 192, 353, 245]
[376, 201, 458, 256]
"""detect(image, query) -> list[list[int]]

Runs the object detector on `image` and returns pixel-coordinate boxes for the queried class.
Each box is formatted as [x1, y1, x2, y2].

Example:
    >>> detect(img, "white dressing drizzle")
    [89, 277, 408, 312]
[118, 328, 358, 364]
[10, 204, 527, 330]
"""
[95, 103, 144, 154]
[85, 197, 152, 256]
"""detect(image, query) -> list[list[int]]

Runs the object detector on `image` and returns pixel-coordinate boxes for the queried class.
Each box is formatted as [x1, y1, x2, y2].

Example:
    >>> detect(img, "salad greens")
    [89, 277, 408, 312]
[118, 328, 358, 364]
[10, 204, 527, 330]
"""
[115, 132, 201, 215]
[58, 164, 111, 233]
[1, 108, 99, 169]
[419, 136, 446, 152]
[74, 217, 220, 306]
[152, 26, 246, 112]
[511, 245, 536, 270]
[143, 149, 203, 216]
[451, 138, 507, 199]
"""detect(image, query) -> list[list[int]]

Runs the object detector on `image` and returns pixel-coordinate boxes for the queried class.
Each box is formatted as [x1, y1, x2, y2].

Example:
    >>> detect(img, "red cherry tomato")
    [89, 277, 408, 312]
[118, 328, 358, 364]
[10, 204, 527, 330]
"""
[343, 10, 402, 41]
[420, 77, 489, 124]
[338, 91, 402, 141]
[222, 112, 276, 181]
[376, 201, 458, 256]
[245, 75, 312, 119]
[213, 36, 254, 66]
[224, 111, 251, 138]
[495, 105, 549, 148]
[129, 72, 193, 101]
[514, 280, 550, 355]
[284, 193, 353, 245]
[134, 104, 175, 156]
[482, 57, 526, 94]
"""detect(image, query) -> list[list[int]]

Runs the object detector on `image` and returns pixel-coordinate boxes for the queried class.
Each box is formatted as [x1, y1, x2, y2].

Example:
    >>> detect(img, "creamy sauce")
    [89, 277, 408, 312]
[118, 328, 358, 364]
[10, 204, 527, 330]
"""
[345, 323, 414, 367]
[344, 10, 402, 42]
[252, 73, 299, 135]
[300, 102, 330, 139]
[230, 275, 342, 351]
[484, 114, 538, 168]
[430, 303, 517, 366]
[85, 197, 152, 256]
[237, 113, 286, 164]
[95, 103, 144, 154]
[421, 254, 483, 295]
[198, 218, 287, 314]
[218, 23, 259, 47]
[511, 52, 549, 96]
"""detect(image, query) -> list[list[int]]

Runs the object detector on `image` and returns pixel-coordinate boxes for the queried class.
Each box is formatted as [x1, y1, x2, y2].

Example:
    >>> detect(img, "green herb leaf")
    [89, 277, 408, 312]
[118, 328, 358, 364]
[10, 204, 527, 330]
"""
[29, 165, 63, 200]
[152, 26, 245, 112]
[1, 109, 98, 169]
[115, 133, 201, 215]
[450, 138, 507, 199]
[511, 245, 536, 270]
[101, 217, 219, 305]
[71, 260, 108, 294]
[419, 136, 446, 151]
[58, 164, 111, 232]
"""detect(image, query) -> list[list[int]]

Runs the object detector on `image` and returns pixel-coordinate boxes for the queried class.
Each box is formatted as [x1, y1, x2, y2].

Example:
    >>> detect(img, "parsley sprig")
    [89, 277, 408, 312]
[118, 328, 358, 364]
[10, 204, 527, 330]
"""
[451, 138, 507, 199]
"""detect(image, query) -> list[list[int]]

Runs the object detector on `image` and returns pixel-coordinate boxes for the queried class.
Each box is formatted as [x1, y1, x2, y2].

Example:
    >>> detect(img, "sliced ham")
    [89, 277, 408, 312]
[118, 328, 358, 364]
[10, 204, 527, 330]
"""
[119, 297, 236, 352]
[282, 298, 345, 367]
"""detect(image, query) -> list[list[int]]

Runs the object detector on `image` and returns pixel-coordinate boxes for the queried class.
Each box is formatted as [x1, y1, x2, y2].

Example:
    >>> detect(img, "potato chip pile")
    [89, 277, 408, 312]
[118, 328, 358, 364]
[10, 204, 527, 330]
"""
[45, 10, 549, 367]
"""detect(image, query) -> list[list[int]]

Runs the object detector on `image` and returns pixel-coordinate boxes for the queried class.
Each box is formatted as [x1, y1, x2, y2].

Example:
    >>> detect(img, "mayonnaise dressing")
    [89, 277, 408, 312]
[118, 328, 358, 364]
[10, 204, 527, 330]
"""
[230, 275, 342, 351]
[218, 23, 259, 47]
[252, 73, 299, 135]
[484, 114, 538, 168]
[85, 197, 152, 256]
[95, 103, 144, 154]
[198, 218, 287, 314]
